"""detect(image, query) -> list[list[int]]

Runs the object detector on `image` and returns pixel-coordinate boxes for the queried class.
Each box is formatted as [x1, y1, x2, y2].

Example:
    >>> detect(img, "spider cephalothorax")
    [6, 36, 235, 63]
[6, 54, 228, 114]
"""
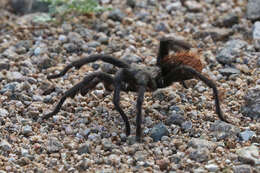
[42, 37, 228, 142]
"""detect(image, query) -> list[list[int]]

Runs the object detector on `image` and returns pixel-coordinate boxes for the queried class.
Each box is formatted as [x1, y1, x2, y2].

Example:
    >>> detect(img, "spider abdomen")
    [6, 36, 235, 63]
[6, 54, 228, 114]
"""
[164, 51, 203, 73]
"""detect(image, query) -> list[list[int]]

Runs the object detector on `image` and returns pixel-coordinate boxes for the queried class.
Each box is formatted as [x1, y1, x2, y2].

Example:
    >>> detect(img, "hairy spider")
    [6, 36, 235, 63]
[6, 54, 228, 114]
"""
[42, 37, 228, 142]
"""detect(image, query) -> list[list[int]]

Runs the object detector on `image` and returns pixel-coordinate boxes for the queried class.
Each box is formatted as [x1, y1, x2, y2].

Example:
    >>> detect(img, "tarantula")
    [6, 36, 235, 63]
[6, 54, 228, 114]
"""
[42, 37, 228, 142]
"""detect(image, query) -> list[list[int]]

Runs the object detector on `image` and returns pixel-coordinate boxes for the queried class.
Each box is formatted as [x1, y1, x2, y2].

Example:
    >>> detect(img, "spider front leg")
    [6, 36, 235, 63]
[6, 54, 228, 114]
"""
[113, 69, 131, 136]
[165, 65, 229, 123]
[42, 72, 113, 120]
[47, 54, 129, 79]
[113, 69, 149, 141]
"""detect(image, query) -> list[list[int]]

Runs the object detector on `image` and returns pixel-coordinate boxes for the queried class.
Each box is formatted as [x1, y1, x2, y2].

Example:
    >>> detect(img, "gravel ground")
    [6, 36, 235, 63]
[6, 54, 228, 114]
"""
[0, 0, 260, 172]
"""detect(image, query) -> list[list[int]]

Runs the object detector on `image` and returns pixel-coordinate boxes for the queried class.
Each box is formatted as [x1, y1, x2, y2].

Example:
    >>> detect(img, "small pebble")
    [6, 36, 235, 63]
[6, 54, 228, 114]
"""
[150, 123, 169, 142]
[22, 125, 33, 136]
[239, 130, 256, 141]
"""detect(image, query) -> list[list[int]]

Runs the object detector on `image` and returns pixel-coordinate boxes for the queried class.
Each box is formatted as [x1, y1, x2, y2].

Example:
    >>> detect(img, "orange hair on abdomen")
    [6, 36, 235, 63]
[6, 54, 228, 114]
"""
[162, 51, 203, 72]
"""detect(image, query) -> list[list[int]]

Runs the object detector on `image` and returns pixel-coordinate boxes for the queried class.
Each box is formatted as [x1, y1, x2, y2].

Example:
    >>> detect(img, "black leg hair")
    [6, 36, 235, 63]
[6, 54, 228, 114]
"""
[113, 69, 131, 136]
[165, 65, 228, 123]
[136, 85, 146, 142]
[42, 72, 114, 120]
[47, 54, 130, 79]
[157, 37, 192, 65]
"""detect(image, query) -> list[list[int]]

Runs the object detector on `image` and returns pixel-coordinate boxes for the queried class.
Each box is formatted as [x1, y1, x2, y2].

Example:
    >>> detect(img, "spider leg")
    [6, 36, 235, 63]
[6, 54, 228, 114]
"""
[47, 54, 129, 79]
[42, 72, 113, 120]
[166, 65, 228, 123]
[136, 85, 146, 142]
[157, 37, 192, 65]
[113, 69, 149, 140]
[113, 69, 131, 136]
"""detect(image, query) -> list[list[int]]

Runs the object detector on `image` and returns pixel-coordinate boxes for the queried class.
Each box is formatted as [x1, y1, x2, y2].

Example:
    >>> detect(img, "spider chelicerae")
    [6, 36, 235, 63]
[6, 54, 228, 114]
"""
[42, 37, 229, 142]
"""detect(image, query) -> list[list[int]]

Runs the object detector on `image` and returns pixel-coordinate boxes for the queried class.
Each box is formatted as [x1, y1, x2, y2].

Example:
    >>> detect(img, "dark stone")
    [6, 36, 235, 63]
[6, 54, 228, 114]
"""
[216, 39, 248, 65]
[188, 138, 216, 149]
[181, 121, 192, 132]
[122, 54, 142, 64]
[155, 22, 169, 32]
[0, 62, 10, 71]
[189, 148, 209, 163]
[214, 13, 239, 28]
[209, 120, 240, 140]
[46, 137, 63, 153]
[108, 9, 125, 22]
[102, 139, 113, 151]
[0, 140, 12, 155]
[136, 12, 150, 22]
[193, 28, 233, 41]
[166, 2, 182, 12]
[165, 112, 185, 126]
[91, 22, 109, 33]
[233, 165, 252, 173]
[127, 136, 137, 145]
[15, 40, 32, 53]
[78, 159, 90, 170]
[152, 89, 167, 101]
[67, 32, 85, 44]
[126, 0, 136, 8]
[63, 43, 81, 53]
[82, 128, 91, 137]
[97, 35, 108, 45]
[15, 46, 27, 54]
[87, 41, 101, 48]
[169, 106, 182, 113]
[0, 82, 18, 94]
[120, 133, 127, 142]
[169, 155, 181, 164]
[75, 27, 93, 40]
[219, 67, 240, 76]
[247, 0, 260, 21]
[34, 44, 48, 56]
[242, 88, 260, 119]
[236, 145, 259, 165]
[147, 0, 157, 6]
[150, 123, 169, 142]
[22, 125, 33, 136]
[77, 143, 90, 155]
[239, 130, 256, 141]
[37, 55, 53, 70]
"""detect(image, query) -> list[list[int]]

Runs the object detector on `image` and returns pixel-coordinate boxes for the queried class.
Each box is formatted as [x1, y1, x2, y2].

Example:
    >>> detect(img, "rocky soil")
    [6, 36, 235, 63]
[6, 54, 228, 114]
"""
[0, 0, 260, 172]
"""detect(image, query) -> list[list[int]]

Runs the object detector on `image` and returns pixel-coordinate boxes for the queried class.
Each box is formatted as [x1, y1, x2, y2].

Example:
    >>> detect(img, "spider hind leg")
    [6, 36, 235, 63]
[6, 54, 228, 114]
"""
[165, 65, 228, 123]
